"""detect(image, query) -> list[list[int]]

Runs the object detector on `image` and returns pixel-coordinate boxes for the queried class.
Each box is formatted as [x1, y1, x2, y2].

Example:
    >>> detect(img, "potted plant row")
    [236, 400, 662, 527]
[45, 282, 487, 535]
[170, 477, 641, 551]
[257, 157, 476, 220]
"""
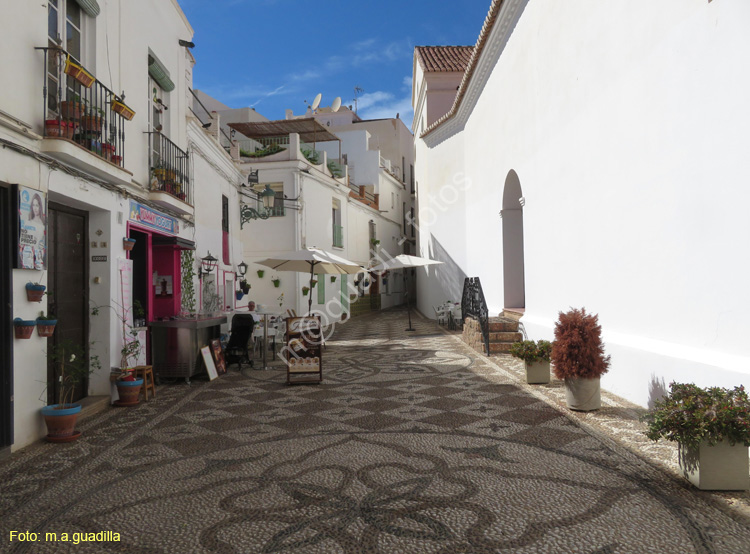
[642, 382, 750, 490]
[550, 307, 610, 411]
[509, 339, 552, 384]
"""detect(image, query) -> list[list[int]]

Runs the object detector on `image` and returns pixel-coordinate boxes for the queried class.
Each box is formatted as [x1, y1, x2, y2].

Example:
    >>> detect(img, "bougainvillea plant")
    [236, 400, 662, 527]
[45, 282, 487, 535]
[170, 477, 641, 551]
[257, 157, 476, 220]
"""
[550, 307, 610, 380]
[641, 382, 750, 448]
[509, 340, 552, 364]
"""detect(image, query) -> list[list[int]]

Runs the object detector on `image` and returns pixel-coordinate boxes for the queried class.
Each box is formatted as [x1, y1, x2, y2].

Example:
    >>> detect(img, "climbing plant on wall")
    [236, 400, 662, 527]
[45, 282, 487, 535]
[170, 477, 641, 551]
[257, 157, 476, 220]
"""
[181, 249, 196, 313]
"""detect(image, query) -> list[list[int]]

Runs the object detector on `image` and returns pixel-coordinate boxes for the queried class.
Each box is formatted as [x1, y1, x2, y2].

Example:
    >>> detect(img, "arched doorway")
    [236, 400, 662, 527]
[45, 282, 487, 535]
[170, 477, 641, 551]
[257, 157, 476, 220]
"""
[502, 170, 525, 309]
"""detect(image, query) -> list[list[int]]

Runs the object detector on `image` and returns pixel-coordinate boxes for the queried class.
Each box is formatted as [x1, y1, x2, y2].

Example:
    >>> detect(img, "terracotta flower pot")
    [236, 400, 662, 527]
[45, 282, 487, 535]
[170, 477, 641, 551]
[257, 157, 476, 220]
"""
[42, 404, 82, 441]
[123, 238, 136, 251]
[13, 319, 36, 339]
[26, 283, 46, 302]
[37, 319, 57, 337]
[115, 378, 143, 406]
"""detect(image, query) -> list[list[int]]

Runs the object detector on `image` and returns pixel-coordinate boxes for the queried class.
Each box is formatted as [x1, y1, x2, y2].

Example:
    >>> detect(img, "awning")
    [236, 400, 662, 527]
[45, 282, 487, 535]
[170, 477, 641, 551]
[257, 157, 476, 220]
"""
[74, 0, 100, 17]
[228, 118, 340, 143]
[152, 236, 195, 250]
[148, 54, 175, 92]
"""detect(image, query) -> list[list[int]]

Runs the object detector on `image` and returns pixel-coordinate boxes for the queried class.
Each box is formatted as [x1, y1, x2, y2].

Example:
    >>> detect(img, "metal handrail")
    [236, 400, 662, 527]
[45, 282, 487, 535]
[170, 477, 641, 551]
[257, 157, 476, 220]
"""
[146, 132, 192, 205]
[461, 277, 490, 355]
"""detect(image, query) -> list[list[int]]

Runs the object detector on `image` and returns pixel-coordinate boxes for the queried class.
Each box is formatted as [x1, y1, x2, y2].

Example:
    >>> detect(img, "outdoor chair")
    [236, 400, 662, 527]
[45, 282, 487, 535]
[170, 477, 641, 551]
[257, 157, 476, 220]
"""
[433, 306, 448, 325]
[225, 313, 256, 370]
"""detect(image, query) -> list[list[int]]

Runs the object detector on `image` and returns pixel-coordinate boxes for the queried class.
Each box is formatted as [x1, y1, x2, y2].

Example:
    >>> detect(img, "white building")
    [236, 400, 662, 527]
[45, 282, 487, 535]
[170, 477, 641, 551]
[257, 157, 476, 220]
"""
[412, 0, 750, 408]
[0, 0, 242, 452]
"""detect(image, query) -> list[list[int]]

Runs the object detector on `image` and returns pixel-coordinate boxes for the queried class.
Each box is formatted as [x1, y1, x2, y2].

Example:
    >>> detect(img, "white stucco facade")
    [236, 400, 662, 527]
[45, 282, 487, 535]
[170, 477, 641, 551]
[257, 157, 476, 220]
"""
[413, 0, 750, 407]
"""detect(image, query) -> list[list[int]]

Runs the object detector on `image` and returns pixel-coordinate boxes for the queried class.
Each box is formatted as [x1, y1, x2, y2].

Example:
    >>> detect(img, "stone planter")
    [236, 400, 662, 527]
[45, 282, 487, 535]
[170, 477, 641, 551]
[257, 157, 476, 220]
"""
[679, 440, 750, 491]
[525, 360, 550, 384]
[564, 376, 601, 411]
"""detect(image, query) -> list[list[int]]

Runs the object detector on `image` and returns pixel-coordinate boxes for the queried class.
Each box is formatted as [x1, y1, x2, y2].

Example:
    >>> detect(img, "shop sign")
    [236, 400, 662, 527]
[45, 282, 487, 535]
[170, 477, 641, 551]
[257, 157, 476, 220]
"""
[128, 201, 179, 235]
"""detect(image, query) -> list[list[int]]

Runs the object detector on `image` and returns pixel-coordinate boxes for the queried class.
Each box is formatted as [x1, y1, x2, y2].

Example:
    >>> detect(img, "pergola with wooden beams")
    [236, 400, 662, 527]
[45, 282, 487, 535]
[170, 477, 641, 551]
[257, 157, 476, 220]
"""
[227, 118, 341, 162]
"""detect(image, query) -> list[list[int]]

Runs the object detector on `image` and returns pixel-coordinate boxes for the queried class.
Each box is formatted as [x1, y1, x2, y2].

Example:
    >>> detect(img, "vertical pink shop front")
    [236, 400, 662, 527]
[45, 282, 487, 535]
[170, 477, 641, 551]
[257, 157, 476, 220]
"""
[126, 200, 193, 323]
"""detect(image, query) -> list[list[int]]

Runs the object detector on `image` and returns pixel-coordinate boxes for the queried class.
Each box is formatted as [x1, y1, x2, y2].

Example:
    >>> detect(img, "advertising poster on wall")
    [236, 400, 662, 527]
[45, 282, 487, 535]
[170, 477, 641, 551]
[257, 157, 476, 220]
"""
[16, 185, 47, 270]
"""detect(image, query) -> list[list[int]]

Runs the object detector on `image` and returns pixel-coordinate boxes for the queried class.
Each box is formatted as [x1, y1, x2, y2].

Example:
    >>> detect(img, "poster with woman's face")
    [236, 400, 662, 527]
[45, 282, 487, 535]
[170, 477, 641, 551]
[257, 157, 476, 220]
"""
[17, 185, 47, 270]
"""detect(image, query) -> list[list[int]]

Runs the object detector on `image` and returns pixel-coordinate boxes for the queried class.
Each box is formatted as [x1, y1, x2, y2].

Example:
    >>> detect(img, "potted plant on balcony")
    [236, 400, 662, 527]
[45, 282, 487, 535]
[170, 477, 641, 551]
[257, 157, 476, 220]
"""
[110, 96, 136, 120]
[642, 382, 750, 490]
[257, 270, 265, 278]
[81, 107, 104, 133]
[42, 339, 101, 441]
[64, 55, 95, 88]
[550, 307, 610, 411]
[111, 154, 123, 167]
[509, 339, 552, 384]
[60, 95, 85, 121]
[36, 312, 57, 337]
[45, 120, 76, 139]
[101, 141, 115, 162]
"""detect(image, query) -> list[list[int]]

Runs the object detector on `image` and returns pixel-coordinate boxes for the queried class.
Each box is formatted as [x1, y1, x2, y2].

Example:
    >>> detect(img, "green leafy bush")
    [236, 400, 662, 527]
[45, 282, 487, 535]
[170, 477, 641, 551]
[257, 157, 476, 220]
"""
[642, 382, 750, 447]
[509, 340, 552, 363]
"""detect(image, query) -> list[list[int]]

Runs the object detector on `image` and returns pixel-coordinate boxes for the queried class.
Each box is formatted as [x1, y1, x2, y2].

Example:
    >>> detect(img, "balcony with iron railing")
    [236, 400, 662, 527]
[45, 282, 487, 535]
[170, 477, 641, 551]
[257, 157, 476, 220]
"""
[37, 46, 133, 184]
[347, 180, 379, 210]
[147, 132, 192, 212]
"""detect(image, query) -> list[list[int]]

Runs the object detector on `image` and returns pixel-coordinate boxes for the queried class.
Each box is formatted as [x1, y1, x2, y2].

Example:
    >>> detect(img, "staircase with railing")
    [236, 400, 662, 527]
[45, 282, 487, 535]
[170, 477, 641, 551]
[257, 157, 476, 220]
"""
[461, 277, 523, 356]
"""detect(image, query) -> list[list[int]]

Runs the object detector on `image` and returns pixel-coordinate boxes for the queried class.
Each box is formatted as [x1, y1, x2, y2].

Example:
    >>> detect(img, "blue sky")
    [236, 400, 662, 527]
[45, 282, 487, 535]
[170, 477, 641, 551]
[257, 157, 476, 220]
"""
[180, 0, 491, 129]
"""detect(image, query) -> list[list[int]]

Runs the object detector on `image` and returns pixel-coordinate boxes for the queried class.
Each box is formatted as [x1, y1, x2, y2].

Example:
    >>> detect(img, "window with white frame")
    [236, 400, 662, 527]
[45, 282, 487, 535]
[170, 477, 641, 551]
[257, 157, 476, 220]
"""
[47, 0, 89, 116]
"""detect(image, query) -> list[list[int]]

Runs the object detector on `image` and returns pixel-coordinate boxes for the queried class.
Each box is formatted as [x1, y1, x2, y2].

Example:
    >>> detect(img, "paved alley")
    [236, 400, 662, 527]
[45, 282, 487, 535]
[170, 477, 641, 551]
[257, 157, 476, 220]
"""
[1, 309, 749, 553]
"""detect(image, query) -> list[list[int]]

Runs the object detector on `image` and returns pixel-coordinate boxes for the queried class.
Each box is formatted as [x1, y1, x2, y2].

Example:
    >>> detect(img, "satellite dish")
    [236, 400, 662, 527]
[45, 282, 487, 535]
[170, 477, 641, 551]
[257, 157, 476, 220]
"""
[311, 93, 322, 111]
[331, 97, 342, 112]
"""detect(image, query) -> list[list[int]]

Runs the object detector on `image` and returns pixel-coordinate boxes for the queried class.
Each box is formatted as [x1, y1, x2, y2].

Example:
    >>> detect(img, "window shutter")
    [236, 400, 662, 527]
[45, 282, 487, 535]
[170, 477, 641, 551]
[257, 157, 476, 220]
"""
[148, 54, 175, 92]
[74, 0, 100, 17]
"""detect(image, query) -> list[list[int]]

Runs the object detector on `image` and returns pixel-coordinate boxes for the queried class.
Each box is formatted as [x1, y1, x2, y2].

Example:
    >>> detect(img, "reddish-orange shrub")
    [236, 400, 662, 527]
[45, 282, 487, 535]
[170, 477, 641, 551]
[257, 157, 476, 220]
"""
[551, 307, 611, 379]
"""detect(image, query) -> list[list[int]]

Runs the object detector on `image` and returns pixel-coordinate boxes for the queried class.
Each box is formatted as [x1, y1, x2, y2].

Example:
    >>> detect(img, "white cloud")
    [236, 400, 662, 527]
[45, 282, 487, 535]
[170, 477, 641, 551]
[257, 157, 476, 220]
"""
[358, 90, 414, 129]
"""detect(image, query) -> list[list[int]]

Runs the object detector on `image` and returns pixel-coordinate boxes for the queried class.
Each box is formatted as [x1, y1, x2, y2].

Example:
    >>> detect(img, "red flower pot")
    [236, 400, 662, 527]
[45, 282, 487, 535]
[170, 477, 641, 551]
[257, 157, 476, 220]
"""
[37, 319, 57, 337]
[26, 283, 46, 302]
[13, 319, 36, 339]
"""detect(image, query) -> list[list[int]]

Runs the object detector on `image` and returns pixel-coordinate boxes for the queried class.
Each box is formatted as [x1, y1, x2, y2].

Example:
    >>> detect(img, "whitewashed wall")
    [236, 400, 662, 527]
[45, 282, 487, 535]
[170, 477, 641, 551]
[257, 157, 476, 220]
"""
[415, 0, 750, 407]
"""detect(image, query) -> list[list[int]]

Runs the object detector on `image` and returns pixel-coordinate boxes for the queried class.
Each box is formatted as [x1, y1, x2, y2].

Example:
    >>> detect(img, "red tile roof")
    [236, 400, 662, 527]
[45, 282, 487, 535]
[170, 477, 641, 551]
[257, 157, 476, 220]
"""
[415, 46, 474, 73]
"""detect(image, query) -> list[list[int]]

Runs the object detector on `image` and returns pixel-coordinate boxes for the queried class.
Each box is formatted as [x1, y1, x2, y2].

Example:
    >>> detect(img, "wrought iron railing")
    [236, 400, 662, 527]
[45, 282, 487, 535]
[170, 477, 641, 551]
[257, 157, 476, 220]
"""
[461, 277, 490, 355]
[37, 46, 127, 167]
[147, 132, 192, 205]
[333, 225, 344, 248]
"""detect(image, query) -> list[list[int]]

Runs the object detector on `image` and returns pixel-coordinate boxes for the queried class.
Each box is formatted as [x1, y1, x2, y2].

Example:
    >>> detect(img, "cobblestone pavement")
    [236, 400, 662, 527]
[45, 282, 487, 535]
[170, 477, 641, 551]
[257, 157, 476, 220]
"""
[1, 308, 750, 553]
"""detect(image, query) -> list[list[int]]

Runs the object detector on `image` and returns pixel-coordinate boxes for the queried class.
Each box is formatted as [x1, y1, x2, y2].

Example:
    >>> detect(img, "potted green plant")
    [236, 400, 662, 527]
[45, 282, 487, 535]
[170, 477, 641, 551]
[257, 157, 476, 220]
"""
[257, 269, 265, 278]
[60, 95, 85, 121]
[42, 339, 101, 441]
[239, 279, 251, 294]
[13, 318, 36, 339]
[36, 312, 58, 337]
[642, 382, 750, 490]
[272, 277, 281, 288]
[133, 300, 146, 328]
[330, 276, 337, 283]
[509, 339, 552, 384]
[550, 307, 610, 411]
[302, 286, 310, 296]
[370, 238, 380, 247]
[26, 281, 46, 302]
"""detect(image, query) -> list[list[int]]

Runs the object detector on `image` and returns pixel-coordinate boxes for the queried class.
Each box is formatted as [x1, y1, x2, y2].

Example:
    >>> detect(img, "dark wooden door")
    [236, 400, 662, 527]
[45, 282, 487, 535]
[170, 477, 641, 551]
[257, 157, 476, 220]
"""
[47, 204, 88, 404]
[0, 185, 13, 452]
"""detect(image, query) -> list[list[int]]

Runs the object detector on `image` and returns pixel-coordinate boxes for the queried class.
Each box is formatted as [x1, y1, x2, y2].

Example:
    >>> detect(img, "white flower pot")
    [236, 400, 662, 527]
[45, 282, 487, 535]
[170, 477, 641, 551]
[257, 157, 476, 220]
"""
[679, 440, 750, 491]
[525, 360, 550, 384]
[564, 376, 601, 411]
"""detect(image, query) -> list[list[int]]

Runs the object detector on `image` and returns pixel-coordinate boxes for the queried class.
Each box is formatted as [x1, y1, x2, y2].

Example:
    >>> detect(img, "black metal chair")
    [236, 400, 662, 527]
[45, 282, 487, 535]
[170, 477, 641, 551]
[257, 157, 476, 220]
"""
[225, 313, 256, 370]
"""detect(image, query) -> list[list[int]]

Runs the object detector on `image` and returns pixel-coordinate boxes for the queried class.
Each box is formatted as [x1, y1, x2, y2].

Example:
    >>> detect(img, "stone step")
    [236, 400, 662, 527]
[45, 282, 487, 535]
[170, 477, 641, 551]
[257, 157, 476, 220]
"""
[501, 308, 524, 321]
[488, 342, 514, 353]
[488, 319, 518, 332]
[489, 332, 522, 342]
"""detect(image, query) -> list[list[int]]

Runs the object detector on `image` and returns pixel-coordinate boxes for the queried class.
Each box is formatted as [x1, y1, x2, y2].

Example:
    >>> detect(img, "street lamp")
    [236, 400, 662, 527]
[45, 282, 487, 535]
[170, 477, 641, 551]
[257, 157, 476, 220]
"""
[199, 251, 218, 278]
[260, 184, 276, 213]
[237, 261, 248, 277]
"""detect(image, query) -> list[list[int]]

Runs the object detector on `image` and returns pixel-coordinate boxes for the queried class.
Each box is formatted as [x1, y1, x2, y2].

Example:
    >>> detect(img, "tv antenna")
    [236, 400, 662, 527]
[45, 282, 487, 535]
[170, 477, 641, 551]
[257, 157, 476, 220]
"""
[353, 86, 364, 114]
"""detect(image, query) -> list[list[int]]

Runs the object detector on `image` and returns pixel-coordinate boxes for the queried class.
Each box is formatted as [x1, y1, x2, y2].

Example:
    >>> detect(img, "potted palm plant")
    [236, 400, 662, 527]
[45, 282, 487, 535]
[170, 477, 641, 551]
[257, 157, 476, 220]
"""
[642, 382, 750, 490]
[550, 307, 610, 411]
[42, 339, 101, 441]
[509, 339, 552, 384]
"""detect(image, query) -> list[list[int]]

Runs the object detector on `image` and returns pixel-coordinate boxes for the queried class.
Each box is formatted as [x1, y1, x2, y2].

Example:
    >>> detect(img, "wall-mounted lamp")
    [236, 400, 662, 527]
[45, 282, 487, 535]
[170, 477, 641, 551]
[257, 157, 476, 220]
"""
[237, 261, 248, 277]
[260, 184, 276, 212]
[179, 39, 196, 49]
[198, 251, 218, 278]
